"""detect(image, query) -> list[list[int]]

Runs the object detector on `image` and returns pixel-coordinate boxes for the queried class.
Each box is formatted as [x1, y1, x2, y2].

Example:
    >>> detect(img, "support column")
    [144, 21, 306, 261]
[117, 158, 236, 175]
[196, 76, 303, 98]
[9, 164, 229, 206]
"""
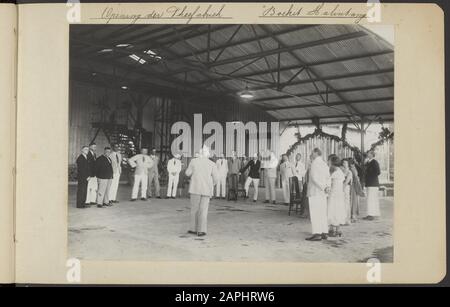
[360, 117, 366, 185]
[360, 118, 365, 154]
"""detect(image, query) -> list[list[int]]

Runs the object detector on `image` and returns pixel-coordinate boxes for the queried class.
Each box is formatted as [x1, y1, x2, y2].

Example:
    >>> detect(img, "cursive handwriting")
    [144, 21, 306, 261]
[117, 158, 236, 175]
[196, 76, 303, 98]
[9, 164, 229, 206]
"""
[261, 3, 367, 24]
[95, 5, 230, 24]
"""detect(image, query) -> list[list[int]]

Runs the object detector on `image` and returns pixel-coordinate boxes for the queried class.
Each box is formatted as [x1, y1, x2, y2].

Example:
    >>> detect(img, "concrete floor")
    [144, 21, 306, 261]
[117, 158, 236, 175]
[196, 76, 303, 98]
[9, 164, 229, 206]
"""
[68, 185, 393, 262]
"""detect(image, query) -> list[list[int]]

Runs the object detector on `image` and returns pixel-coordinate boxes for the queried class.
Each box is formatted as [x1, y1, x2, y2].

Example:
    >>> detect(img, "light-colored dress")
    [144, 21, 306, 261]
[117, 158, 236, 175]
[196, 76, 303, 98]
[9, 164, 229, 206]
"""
[327, 168, 346, 226]
[343, 169, 353, 224]
[350, 166, 364, 218]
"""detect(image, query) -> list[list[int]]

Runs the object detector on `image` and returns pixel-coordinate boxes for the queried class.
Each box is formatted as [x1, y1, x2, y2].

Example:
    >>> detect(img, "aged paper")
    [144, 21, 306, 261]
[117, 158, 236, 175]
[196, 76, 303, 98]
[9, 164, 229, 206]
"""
[0, 4, 16, 284]
[15, 2, 445, 284]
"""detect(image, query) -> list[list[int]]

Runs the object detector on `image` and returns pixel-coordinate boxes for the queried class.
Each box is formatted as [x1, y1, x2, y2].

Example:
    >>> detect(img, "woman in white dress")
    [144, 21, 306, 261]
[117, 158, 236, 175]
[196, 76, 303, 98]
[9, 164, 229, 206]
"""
[341, 159, 353, 225]
[327, 155, 346, 237]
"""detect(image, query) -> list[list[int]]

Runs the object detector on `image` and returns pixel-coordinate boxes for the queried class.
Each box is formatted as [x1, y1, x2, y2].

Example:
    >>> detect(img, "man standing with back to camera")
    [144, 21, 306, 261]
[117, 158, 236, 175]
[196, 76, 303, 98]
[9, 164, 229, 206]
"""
[185, 146, 219, 237]
[128, 148, 153, 201]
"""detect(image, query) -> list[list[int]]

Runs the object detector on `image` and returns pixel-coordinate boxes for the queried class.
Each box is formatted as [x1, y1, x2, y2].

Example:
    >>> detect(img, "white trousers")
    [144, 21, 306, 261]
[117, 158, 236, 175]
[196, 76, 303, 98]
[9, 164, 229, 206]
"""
[244, 177, 260, 200]
[147, 171, 160, 197]
[96, 178, 112, 205]
[308, 195, 329, 234]
[366, 187, 380, 216]
[216, 175, 227, 197]
[190, 194, 210, 233]
[265, 177, 276, 201]
[132, 174, 148, 199]
[86, 176, 98, 204]
[281, 177, 290, 204]
[108, 173, 120, 201]
[167, 173, 179, 197]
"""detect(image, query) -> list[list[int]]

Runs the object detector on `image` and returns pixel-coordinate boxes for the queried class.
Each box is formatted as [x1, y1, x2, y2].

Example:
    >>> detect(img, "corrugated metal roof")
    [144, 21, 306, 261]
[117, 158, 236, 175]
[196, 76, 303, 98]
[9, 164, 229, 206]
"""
[70, 24, 394, 124]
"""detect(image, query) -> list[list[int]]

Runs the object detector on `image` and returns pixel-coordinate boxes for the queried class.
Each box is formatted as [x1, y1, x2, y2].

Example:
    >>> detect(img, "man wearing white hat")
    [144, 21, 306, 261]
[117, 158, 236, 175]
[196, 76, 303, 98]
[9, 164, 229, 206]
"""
[166, 153, 182, 199]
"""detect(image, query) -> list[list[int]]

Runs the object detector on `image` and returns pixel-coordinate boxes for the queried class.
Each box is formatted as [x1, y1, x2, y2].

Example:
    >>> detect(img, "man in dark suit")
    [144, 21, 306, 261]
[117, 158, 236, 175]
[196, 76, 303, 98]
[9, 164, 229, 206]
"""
[95, 147, 114, 208]
[364, 150, 381, 220]
[76, 146, 90, 208]
[86, 142, 98, 205]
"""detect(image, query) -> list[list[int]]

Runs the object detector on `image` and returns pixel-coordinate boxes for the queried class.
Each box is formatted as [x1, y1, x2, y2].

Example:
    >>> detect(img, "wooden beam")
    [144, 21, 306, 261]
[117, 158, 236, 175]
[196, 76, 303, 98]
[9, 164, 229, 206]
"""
[261, 97, 393, 111]
[258, 24, 363, 116]
[212, 25, 242, 63]
[194, 50, 393, 85]
[279, 112, 394, 122]
[254, 84, 394, 104]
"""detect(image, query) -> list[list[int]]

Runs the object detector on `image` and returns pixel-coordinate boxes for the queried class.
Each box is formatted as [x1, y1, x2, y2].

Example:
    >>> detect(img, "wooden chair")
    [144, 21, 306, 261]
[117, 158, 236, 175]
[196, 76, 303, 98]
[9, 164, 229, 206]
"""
[227, 174, 246, 201]
[288, 177, 302, 215]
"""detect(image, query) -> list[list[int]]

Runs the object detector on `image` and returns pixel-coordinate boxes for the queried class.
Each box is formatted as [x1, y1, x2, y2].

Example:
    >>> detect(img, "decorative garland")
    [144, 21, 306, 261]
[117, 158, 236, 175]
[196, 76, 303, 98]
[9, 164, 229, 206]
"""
[368, 127, 394, 152]
[287, 126, 394, 163]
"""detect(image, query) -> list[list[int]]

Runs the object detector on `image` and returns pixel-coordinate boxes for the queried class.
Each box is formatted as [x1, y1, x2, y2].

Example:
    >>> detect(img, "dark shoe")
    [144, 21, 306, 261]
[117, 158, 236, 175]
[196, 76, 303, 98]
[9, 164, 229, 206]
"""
[272, 201, 276, 204]
[141, 197, 147, 201]
[172, 197, 176, 199]
[104, 203, 112, 207]
[130, 199, 137, 202]
[321, 233, 328, 240]
[90, 202, 96, 206]
[187, 230, 197, 235]
[76, 205, 87, 209]
[363, 215, 374, 221]
[157, 196, 162, 199]
[253, 200, 256, 203]
[97, 204, 104, 208]
[197, 232, 207, 237]
[114, 200, 120, 203]
[263, 200, 269, 204]
[305, 234, 322, 241]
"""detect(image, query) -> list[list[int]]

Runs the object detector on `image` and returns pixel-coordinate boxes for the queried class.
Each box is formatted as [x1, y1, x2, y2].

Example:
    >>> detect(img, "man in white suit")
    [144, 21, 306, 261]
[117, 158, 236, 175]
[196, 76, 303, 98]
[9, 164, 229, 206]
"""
[108, 144, 122, 203]
[306, 148, 331, 241]
[263, 151, 278, 204]
[147, 148, 161, 199]
[128, 148, 153, 201]
[166, 153, 182, 199]
[185, 146, 219, 236]
[215, 153, 228, 199]
[293, 153, 306, 193]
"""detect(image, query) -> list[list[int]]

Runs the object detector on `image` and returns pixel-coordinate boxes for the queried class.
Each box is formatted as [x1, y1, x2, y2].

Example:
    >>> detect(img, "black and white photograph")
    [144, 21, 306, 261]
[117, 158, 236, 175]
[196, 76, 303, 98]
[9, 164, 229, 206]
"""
[68, 23, 394, 263]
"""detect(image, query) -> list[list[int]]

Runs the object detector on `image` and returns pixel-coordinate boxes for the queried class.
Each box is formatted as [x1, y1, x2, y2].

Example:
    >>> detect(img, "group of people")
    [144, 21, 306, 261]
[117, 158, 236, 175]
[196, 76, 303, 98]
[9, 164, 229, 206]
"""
[75, 143, 179, 209]
[212, 151, 306, 205]
[76, 143, 122, 209]
[305, 148, 381, 241]
[75, 143, 381, 239]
